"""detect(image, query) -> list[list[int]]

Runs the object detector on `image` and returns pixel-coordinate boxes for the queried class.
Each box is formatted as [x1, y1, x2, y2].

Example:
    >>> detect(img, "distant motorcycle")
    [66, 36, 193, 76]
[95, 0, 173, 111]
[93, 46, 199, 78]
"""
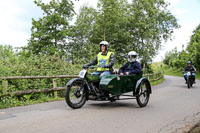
[184, 71, 195, 89]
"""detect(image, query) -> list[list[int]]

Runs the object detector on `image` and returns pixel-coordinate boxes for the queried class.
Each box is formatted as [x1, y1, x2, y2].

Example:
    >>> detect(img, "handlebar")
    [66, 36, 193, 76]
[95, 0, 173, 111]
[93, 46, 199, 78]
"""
[82, 66, 102, 69]
[183, 71, 196, 74]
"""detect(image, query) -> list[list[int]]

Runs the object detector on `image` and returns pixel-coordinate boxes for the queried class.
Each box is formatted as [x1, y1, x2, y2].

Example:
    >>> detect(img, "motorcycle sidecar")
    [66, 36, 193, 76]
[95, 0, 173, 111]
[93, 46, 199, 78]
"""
[100, 73, 152, 107]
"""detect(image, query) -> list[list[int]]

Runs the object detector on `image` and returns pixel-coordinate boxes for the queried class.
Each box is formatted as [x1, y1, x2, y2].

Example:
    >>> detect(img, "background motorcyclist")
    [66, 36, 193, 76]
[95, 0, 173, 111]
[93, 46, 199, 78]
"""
[118, 51, 142, 75]
[82, 41, 114, 79]
[184, 61, 196, 83]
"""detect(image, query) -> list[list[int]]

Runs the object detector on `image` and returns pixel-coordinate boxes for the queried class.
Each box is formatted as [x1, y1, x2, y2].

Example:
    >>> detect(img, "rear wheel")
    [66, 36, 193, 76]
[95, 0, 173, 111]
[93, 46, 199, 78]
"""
[65, 81, 87, 109]
[136, 80, 150, 107]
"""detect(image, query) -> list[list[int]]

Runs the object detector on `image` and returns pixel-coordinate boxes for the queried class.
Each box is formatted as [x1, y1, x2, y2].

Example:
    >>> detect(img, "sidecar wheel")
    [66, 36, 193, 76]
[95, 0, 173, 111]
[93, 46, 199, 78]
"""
[65, 81, 86, 109]
[136, 80, 150, 107]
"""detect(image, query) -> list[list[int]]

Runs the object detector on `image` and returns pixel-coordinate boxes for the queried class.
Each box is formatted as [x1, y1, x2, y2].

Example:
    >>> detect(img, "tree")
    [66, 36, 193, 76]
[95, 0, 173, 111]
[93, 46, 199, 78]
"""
[163, 47, 191, 69]
[93, 0, 130, 63]
[69, 6, 98, 64]
[187, 24, 200, 71]
[163, 51, 171, 65]
[127, 0, 179, 63]
[0, 45, 15, 60]
[71, 0, 179, 64]
[27, 0, 75, 56]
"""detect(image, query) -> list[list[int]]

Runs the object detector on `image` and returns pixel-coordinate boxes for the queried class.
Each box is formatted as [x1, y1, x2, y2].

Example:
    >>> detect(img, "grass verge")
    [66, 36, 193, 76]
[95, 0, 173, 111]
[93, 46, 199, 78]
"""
[0, 95, 64, 109]
[150, 76, 165, 86]
[163, 67, 200, 80]
[152, 63, 200, 80]
[189, 122, 200, 133]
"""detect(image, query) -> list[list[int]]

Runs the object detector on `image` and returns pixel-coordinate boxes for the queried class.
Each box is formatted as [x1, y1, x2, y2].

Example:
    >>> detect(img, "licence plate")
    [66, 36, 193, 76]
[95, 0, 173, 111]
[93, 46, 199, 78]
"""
[79, 69, 87, 78]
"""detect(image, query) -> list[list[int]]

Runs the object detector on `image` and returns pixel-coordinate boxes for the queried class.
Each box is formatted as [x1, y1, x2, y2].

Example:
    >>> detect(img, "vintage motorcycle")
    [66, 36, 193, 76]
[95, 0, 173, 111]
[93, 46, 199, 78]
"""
[184, 71, 195, 89]
[65, 66, 152, 109]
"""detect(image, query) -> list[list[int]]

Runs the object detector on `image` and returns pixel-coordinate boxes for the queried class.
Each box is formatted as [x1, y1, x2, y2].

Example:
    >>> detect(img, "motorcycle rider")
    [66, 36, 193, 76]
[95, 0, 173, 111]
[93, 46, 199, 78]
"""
[184, 61, 196, 83]
[118, 51, 142, 75]
[82, 41, 114, 79]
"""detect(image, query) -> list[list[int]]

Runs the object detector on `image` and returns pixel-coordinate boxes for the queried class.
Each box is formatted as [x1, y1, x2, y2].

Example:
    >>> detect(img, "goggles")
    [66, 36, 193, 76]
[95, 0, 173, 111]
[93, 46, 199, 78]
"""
[128, 55, 137, 58]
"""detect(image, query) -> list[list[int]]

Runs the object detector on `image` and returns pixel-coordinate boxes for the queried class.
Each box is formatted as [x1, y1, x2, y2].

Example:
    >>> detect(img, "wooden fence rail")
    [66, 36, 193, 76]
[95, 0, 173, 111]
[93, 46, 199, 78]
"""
[0, 75, 78, 80]
[0, 72, 163, 97]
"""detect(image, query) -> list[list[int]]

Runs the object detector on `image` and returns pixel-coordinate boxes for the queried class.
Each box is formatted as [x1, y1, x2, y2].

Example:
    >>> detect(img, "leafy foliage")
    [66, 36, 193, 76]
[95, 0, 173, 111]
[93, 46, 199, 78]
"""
[0, 44, 81, 93]
[0, 94, 63, 109]
[70, 0, 179, 64]
[187, 24, 200, 71]
[27, 0, 75, 56]
[26, 0, 178, 65]
[163, 24, 200, 71]
[69, 6, 99, 64]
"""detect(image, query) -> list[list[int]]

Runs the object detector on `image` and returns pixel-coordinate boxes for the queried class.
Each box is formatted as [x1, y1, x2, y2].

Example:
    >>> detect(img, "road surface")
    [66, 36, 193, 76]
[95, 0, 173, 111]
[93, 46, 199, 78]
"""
[0, 75, 200, 133]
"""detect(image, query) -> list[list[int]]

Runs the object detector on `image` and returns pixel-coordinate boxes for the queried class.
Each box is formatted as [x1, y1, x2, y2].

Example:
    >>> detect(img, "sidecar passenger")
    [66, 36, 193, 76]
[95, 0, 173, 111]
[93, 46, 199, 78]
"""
[118, 51, 142, 76]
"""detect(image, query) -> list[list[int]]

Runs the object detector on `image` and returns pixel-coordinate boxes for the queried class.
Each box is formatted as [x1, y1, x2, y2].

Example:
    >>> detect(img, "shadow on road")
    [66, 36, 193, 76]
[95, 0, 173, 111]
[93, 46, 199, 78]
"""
[88, 101, 139, 109]
[174, 84, 199, 90]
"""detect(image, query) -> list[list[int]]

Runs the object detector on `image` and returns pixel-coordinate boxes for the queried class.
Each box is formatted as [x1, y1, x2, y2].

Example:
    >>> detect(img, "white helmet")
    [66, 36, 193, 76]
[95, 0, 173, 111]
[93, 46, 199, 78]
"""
[128, 51, 138, 62]
[99, 41, 109, 47]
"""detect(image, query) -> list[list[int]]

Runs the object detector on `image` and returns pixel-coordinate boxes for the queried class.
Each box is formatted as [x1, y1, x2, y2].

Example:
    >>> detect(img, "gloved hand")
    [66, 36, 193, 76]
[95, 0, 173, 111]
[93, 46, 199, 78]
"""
[101, 64, 109, 68]
[82, 65, 89, 68]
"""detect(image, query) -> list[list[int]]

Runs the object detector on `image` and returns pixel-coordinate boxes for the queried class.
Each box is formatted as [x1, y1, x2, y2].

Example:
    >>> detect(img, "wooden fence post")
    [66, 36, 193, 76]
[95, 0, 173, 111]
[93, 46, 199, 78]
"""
[53, 78, 58, 98]
[2, 80, 8, 94]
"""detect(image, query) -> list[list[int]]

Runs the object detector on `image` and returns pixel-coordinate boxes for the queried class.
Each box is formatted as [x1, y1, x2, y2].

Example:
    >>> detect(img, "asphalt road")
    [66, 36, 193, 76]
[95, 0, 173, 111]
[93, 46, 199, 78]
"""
[0, 75, 200, 133]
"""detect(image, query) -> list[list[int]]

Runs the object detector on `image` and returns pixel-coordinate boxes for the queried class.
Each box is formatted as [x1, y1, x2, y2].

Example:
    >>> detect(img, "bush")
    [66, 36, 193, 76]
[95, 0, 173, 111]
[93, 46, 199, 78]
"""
[0, 45, 81, 93]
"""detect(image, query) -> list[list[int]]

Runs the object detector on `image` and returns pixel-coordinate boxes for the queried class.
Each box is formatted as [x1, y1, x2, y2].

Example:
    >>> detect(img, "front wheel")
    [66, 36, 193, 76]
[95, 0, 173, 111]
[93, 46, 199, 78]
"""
[65, 80, 87, 109]
[187, 77, 190, 89]
[190, 78, 194, 87]
[136, 80, 150, 107]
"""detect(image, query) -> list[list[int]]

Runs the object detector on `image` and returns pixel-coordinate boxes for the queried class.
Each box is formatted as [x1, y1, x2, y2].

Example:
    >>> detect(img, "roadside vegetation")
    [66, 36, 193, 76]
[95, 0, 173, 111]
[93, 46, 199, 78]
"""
[152, 62, 200, 80]
[150, 76, 165, 86]
[189, 123, 200, 133]
[162, 23, 200, 74]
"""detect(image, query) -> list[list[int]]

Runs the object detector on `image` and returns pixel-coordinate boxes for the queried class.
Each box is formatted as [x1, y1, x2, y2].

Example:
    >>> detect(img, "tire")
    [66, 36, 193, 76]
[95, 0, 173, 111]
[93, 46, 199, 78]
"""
[190, 79, 193, 87]
[65, 80, 87, 109]
[136, 80, 150, 107]
[187, 77, 190, 89]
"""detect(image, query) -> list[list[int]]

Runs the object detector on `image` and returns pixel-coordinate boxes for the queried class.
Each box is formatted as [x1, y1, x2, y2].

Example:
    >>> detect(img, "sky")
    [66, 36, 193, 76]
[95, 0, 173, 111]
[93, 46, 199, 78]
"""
[0, 0, 200, 62]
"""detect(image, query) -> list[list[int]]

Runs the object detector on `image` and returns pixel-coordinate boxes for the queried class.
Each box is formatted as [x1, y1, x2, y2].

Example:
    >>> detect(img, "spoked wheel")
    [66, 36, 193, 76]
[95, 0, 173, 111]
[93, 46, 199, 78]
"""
[65, 81, 87, 109]
[136, 80, 150, 107]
